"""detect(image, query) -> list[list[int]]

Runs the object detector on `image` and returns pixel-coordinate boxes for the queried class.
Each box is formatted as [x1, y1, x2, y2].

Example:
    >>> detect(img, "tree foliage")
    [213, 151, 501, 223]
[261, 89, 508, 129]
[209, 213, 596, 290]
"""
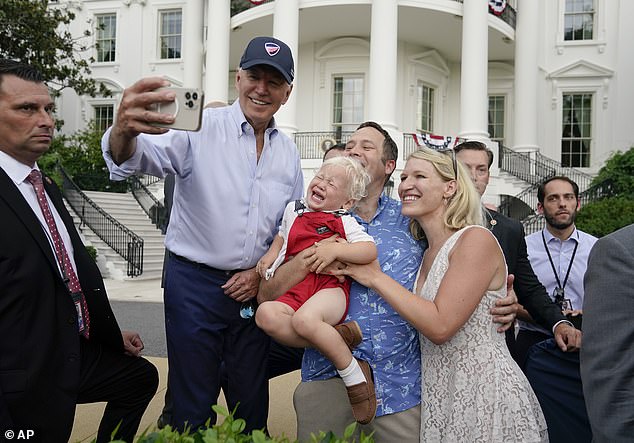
[591, 147, 634, 196]
[39, 121, 127, 192]
[0, 0, 109, 97]
[576, 147, 634, 236]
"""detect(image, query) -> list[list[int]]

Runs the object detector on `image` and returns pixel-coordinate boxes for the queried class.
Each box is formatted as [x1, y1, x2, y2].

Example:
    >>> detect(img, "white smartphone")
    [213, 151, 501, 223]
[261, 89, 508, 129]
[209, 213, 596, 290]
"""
[150, 87, 204, 132]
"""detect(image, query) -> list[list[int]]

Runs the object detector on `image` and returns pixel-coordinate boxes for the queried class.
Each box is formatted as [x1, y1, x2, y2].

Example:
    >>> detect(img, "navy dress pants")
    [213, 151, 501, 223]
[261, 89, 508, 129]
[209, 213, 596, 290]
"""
[164, 255, 270, 432]
[525, 339, 592, 443]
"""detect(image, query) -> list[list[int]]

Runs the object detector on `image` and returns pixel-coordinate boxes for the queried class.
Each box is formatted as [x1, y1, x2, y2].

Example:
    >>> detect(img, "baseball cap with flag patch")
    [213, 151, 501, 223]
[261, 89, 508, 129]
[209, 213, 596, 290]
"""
[239, 36, 294, 84]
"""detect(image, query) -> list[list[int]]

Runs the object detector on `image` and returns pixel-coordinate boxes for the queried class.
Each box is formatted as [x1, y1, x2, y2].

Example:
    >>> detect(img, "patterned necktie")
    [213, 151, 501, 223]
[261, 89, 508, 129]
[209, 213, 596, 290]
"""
[26, 170, 90, 338]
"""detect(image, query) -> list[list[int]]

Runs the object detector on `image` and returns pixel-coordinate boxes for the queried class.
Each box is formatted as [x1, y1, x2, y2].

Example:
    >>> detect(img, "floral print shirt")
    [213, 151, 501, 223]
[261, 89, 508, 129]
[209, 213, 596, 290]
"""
[301, 194, 425, 416]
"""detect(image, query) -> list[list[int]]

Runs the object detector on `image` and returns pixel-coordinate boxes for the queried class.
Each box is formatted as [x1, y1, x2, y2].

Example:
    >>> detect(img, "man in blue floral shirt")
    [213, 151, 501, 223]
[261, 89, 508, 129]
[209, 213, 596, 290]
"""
[258, 122, 517, 441]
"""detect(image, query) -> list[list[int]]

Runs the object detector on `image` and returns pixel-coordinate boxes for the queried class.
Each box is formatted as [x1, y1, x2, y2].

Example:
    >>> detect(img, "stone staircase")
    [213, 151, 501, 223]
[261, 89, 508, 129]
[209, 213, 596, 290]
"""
[65, 191, 166, 280]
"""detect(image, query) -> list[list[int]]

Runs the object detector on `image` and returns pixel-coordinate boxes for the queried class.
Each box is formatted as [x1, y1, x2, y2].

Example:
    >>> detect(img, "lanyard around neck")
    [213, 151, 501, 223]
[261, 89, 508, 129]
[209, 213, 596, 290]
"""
[541, 229, 578, 290]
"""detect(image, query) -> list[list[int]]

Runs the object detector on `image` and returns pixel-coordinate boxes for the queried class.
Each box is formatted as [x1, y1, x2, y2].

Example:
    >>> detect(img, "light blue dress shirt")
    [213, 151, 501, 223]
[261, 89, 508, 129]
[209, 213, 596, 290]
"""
[102, 100, 304, 270]
[302, 194, 425, 417]
[522, 227, 597, 335]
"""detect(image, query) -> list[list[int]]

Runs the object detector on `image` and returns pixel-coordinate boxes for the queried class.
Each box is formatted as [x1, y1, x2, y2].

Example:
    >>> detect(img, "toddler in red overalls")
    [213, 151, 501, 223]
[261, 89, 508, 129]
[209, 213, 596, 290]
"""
[255, 156, 378, 424]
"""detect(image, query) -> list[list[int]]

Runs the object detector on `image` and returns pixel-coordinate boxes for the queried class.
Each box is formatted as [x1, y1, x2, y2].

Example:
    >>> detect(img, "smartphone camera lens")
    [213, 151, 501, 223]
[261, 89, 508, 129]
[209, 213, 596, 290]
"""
[185, 92, 191, 100]
[192, 92, 198, 100]
[186, 100, 194, 108]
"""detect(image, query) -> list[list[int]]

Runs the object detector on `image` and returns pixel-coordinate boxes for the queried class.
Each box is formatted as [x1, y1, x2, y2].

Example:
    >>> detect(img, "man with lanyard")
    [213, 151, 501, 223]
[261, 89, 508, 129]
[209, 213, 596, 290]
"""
[102, 37, 303, 431]
[517, 176, 597, 367]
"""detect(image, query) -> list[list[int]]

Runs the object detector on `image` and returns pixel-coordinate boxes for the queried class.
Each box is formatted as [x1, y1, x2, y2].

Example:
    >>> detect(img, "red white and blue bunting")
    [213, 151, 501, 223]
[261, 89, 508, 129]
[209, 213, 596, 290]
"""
[488, 0, 507, 16]
[411, 133, 466, 150]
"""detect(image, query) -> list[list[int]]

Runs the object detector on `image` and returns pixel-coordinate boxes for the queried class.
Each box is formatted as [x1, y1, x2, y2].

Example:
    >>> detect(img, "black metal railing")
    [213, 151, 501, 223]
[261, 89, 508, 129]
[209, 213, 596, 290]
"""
[59, 166, 144, 277]
[499, 145, 594, 190]
[579, 177, 617, 206]
[498, 182, 544, 219]
[499, 145, 556, 185]
[128, 175, 167, 230]
[294, 131, 353, 160]
[499, 144, 595, 221]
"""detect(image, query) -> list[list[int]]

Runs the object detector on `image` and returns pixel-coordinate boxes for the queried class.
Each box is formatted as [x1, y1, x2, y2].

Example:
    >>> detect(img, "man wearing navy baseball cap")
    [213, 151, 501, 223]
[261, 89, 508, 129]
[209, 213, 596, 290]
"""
[240, 36, 295, 84]
[102, 35, 303, 432]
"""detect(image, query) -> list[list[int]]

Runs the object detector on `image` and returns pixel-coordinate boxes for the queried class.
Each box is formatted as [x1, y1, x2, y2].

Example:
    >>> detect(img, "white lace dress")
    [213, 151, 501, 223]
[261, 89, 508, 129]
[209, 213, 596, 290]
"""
[419, 226, 548, 442]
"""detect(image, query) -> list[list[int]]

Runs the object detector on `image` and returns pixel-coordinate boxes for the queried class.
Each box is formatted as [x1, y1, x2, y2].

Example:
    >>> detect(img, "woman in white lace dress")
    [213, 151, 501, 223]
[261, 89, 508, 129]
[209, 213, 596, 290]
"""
[337, 148, 547, 442]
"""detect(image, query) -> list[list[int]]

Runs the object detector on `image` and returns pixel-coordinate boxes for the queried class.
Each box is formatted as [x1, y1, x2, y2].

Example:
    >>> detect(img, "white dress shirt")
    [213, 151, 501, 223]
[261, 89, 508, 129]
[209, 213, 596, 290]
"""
[0, 151, 78, 275]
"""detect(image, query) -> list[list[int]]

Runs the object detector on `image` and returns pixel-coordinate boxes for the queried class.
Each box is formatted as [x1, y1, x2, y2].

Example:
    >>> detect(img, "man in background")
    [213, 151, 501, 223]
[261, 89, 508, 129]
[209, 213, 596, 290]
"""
[519, 176, 594, 364]
[522, 175, 596, 443]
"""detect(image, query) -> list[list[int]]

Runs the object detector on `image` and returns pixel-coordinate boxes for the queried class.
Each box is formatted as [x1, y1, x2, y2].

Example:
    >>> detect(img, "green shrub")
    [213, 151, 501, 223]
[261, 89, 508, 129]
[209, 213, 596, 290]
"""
[575, 147, 634, 237]
[85, 245, 98, 261]
[40, 121, 127, 192]
[576, 196, 634, 237]
[591, 147, 634, 194]
[105, 405, 374, 443]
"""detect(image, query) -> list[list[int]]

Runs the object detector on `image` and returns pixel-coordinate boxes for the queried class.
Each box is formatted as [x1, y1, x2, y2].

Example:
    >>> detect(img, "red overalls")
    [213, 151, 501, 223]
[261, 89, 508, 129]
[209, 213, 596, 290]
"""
[275, 210, 351, 321]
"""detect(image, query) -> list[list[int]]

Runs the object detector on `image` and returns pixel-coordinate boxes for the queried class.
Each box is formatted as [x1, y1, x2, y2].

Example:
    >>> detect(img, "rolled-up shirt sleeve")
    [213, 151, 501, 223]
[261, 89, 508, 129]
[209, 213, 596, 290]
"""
[101, 127, 193, 180]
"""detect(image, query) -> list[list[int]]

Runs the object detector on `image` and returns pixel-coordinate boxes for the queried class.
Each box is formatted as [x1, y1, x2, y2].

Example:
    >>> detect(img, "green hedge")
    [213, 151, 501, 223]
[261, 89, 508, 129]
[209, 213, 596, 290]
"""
[576, 147, 634, 237]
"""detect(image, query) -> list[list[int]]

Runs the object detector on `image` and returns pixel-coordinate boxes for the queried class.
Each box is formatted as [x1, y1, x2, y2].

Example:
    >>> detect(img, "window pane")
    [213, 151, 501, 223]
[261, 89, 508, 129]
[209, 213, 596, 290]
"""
[488, 95, 505, 144]
[561, 93, 592, 167]
[416, 81, 434, 133]
[332, 75, 364, 135]
[94, 105, 114, 133]
[160, 10, 182, 59]
[564, 0, 594, 41]
[96, 14, 116, 62]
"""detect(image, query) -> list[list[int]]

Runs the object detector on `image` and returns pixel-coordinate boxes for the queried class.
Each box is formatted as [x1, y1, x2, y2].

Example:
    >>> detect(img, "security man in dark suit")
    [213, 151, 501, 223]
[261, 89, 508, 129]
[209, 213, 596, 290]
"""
[454, 141, 581, 356]
[0, 59, 158, 442]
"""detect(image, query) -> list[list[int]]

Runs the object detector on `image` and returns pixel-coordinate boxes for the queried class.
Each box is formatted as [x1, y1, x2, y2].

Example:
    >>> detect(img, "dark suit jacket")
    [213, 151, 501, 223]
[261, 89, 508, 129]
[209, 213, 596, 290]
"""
[581, 224, 634, 442]
[0, 168, 124, 441]
[488, 210, 566, 331]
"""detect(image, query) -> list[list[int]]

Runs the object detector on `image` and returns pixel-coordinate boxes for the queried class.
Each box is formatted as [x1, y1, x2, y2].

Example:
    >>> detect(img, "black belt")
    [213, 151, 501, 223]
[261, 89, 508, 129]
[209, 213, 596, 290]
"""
[168, 251, 243, 277]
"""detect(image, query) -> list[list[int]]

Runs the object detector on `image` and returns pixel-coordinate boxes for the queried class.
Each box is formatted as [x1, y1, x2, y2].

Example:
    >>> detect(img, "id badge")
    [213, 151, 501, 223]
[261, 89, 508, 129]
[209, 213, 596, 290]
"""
[75, 299, 85, 332]
[553, 287, 572, 311]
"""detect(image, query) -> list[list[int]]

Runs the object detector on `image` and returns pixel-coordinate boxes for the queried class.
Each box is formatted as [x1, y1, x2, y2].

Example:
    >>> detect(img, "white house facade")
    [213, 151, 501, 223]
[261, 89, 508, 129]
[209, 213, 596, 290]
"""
[53, 0, 634, 208]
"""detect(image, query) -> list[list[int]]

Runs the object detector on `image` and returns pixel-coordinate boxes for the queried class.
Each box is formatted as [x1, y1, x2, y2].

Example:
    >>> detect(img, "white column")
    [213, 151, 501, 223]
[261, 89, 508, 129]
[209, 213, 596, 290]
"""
[368, 0, 398, 130]
[513, 0, 540, 151]
[459, 0, 489, 140]
[121, 1, 145, 79]
[183, 0, 204, 88]
[273, 0, 299, 135]
[204, 0, 231, 103]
